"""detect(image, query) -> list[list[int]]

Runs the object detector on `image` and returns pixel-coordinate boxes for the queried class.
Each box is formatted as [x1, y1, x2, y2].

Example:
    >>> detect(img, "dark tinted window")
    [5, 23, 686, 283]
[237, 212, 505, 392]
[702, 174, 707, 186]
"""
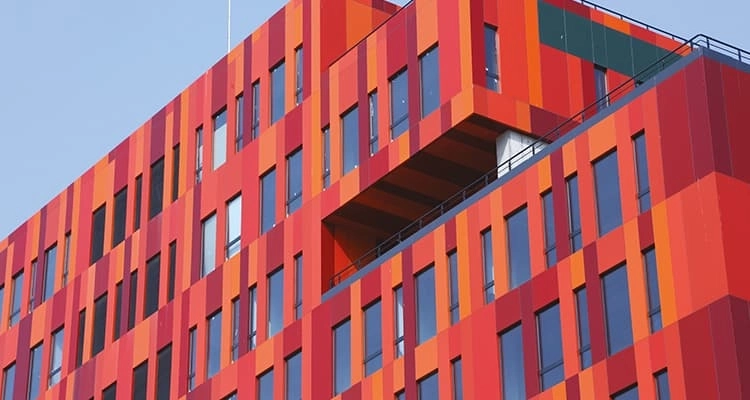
[633, 132, 651, 212]
[294, 254, 303, 320]
[28, 343, 43, 400]
[271, 61, 286, 124]
[322, 126, 331, 188]
[342, 106, 359, 174]
[603, 265, 633, 355]
[295, 46, 304, 105]
[567, 175, 582, 252]
[655, 370, 670, 400]
[418, 372, 439, 400]
[448, 250, 460, 324]
[258, 369, 274, 400]
[644, 247, 662, 332]
[542, 191, 556, 267]
[261, 168, 276, 233]
[249, 286, 258, 350]
[612, 386, 638, 400]
[9, 272, 23, 327]
[507, 207, 531, 289]
[235, 93, 245, 151]
[113, 187, 128, 247]
[207, 310, 222, 378]
[419, 45, 440, 117]
[156, 344, 172, 400]
[333, 320, 351, 395]
[287, 149, 303, 214]
[127, 271, 138, 330]
[91, 204, 107, 264]
[484, 24, 499, 90]
[481, 229, 495, 304]
[167, 241, 177, 301]
[92, 293, 108, 356]
[76, 309, 86, 367]
[286, 351, 302, 400]
[132, 362, 148, 400]
[102, 383, 117, 400]
[595, 65, 609, 110]
[188, 327, 197, 391]
[196, 126, 204, 183]
[390, 69, 409, 138]
[364, 300, 382, 376]
[231, 298, 240, 361]
[144, 254, 160, 318]
[251, 81, 261, 139]
[148, 157, 165, 219]
[133, 175, 143, 230]
[171, 144, 180, 201]
[369, 91, 378, 155]
[594, 151, 623, 236]
[114, 282, 123, 340]
[268, 268, 283, 337]
[537, 303, 564, 389]
[43, 244, 58, 302]
[500, 325, 525, 400]
[416, 266, 437, 344]
[575, 287, 592, 368]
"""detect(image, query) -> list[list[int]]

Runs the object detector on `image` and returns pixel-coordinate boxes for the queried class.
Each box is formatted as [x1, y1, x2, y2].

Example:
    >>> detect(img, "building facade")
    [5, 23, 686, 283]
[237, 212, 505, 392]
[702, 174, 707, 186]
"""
[2, 0, 750, 399]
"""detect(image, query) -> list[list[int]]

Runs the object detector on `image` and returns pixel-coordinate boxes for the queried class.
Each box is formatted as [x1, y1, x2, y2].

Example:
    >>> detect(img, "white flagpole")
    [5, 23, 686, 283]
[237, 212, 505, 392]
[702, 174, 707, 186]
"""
[227, 0, 232, 53]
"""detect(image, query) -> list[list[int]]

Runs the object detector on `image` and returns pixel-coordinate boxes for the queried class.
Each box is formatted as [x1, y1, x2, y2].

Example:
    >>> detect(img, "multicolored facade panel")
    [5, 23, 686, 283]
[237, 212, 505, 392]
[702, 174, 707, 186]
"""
[1, 0, 748, 399]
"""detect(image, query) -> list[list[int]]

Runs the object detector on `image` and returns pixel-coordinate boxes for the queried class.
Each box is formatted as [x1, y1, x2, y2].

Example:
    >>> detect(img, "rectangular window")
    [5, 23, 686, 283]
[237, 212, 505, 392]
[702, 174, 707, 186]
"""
[507, 207, 532, 289]
[333, 320, 351, 395]
[258, 369, 274, 400]
[92, 293, 108, 357]
[188, 327, 197, 391]
[9, 272, 23, 327]
[127, 271, 138, 330]
[484, 24, 499, 91]
[156, 344, 172, 400]
[603, 265, 633, 355]
[286, 351, 302, 400]
[261, 168, 277, 233]
[389, 69, 409, 138]
[500, 325, 526, 400]
[113, 187, 128, 247]
[342, 105, 359, 174]
[394, 286, 405, 357]
[207, 310, 222, 379]
[91, 204, 107, 264]
[43, 244, 58, 302]
[102, 383, 117, 400]
[419, 44, 440, 117]
[201, 213, 217, 276]
[537, 303, 564, 390]
[251, 81, 261, 139]
[29, 259, 37, 311]
[28, 343, 43, 400]
[594, 151, 623, 236]
[396, 392, 405, 400]
[481, 229, 495, 303]
[213, 108, 228, 170]
[567, 175, 582, 252]
[167, 241, 177, 302]
[655, 370, 670, 400]
[294, 254, 303, 320]
[542, 191, 556, 267]
[612, 386, 638, 400]
[235, 93, 244, 151]
[595, 65, 609, 110]
[364, 300, 382, 376]
[76, 309, 86, 367]
[249, 286, 258, 350]
[149, 157, 165, 219]
[144, 254, 160, 318]
[369, 90, 378, 155]
[268, 268, 283, 338]
[132, 361, 148, 400]
[226, 195, 242, 259]
[448, 250, 460, 324]
[418, 372, 439, 400]
[231, 298, 240, 361]
[196, 126, 204, 183]
[62, 231, 71, 286]
[286, 149, 303, 215]
[113, 281, 123, 340]
[171, 144, 180, 202]
[271, 61, 286, 124]
[295, 46, 304, 105]
[452, 358, 463, 400]
[134, 175, 143, 230]
[633, 132, 651, 212]
[644, 247, 662, 332]
[575, 287, 592, 368]
[2, 364, 15, 400]
[416, 265, 437, 344]
[322, 126, 331, 188]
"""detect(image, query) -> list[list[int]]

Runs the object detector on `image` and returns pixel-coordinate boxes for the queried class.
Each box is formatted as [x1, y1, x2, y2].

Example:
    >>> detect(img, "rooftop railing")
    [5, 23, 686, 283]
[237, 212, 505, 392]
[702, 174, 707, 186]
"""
[573, 0, 688, 43]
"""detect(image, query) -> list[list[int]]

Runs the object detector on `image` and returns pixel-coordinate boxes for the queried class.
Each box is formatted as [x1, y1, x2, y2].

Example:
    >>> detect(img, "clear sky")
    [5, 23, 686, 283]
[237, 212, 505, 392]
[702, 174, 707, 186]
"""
[0, 0, 746, 239]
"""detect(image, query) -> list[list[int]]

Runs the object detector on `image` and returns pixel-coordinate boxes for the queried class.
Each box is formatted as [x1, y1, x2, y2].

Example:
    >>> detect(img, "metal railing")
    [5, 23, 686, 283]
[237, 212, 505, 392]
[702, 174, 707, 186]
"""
[327, 34, 750, 289]
[574, 0, 687, 43]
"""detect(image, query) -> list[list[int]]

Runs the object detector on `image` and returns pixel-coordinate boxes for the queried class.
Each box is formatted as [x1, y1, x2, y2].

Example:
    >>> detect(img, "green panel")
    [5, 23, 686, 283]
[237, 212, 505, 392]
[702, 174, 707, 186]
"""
[605, 28, 634, 75]
[591, 23, 608, 66]
[632, 38, 659, 76]
[564, 11, 594, 60]
[538, 0, 566, 51]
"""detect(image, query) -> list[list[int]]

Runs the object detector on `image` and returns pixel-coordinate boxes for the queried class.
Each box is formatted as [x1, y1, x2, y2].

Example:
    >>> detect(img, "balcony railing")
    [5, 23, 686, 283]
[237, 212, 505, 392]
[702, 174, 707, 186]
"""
[573, 0, 687, 43]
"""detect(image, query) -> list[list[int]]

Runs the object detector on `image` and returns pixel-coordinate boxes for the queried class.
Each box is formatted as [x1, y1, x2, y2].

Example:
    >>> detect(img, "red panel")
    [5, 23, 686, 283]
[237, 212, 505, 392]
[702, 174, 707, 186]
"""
[657, 70, 694, 197]
[679, 307, 719, 398]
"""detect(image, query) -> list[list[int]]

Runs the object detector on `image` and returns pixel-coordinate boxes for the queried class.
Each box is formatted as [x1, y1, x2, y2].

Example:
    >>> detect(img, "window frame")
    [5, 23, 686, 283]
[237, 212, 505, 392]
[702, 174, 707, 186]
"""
[389, 68, 409, 139]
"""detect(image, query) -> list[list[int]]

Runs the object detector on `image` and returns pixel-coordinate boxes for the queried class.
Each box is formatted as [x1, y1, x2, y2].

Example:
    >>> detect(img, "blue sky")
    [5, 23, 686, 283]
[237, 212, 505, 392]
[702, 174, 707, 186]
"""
[0, 0, 746, 238]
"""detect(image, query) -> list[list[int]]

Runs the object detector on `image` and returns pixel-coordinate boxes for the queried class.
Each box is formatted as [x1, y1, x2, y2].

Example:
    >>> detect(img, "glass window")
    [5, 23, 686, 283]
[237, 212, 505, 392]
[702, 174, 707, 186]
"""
[603, 265, 633, 355]
[43, 244, 57, 302]
[47, 328, 65, 387]
[196, 126, 204, 183]
[369, 90, 378, 155]
[644, 247, 662, 332]
[333, 320, 351, 395]
[394, 286, 405, 357]
[364, 300, 382, 376]
[294, 254, 303, 320]
[612, 386, 638, 400]
[113, 187, 128, 247]
[2, 364, 15, 400]
[226, 195, 242, 259]
[286, 351, 302, 400]
[171, 144, 180, 202]
[114, 282, 123, 341]
[144, 254, 160, 318]
[167, 241, 177, 302]
[595, 65, 609, 110]
[261, 168, 277, 234]
[132, 361, 148, 400]
[322, 126, 331, 188]
[134, 175, 143, 230]
[286, 149, 303, 215]
[418, 372, 439, 400]
[127, 271, 138, 330]
[396, 392, 405, 400]
[188, 327, 197, 391]
[342, 106, 359, 174]
[9, 271, 23, 327]
[633, 132, 651, 212]
[416, 266, 437, 344]
[448, 250, 460, 325]
[251, 81, 261, 139]
[201, 213, 217, 276]
[268, 268, 284, 338]
[500, 325, 526, 400]
[29, 259, 37, 311]
[481, 229, 495, 304]
[249, 285, 258, 350]
[91, 204, 107, 264]
[542, 191, 556, 267]
[507, 207, 531, 289]
[207, 310, 222, 378]
[655, 370, 670, 400]
[213, 108, 228, 170]
[567, 175, 582, 252]
[419, 45, 440, 117]
[390, 69, 409, 138]
[102, 383, 117, 400]
[231, 298, 240, 362]
[537, 303, 564, 390]
[452, 358, 463, 400]
[594, 151, 623, 236]
[575, 287, 592, 369]
[28, 343, 43, 400]
[295, 46, 304, 105]
[236, 93, 244, 151]
[224, 392, 238, 400]
[76, 309, 86, 367]
[156, 344, 172, 400]
[62, 231, 71, 287]
[258, 369, 274, 400]
[271, 61, 286, 124]
[484, 24, 499, 91]
[149, 157, 165, 219]
[92, 293, 108, 356]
